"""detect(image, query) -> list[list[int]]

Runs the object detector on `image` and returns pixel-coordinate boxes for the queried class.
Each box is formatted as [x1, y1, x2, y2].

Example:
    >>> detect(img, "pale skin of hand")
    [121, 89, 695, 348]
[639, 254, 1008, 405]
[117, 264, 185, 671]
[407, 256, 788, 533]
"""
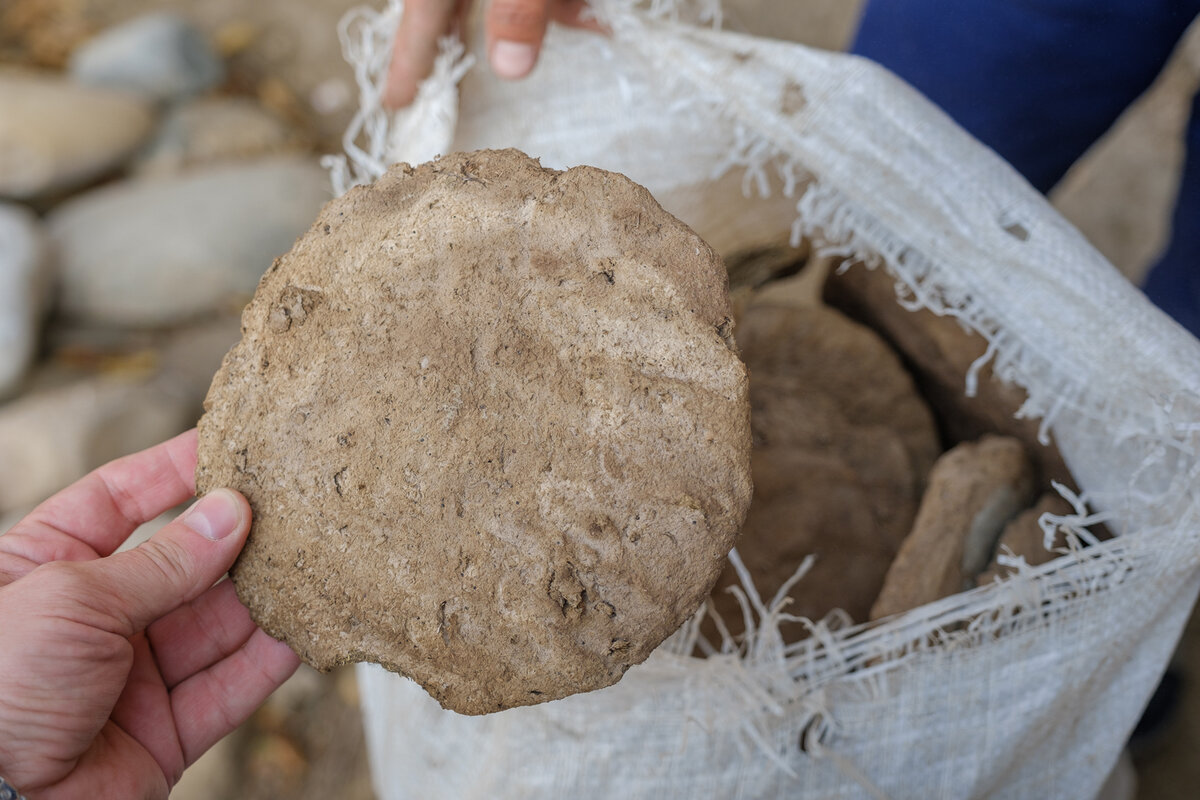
[385, 0, 599, 108]
[0, 430, 300, 799]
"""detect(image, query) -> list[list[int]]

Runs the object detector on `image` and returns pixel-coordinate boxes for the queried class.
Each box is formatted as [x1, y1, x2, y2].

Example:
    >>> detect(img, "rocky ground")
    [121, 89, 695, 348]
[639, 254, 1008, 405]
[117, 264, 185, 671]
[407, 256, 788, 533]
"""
[0, 2, 374, 797]
[0, 2, 1197, 799]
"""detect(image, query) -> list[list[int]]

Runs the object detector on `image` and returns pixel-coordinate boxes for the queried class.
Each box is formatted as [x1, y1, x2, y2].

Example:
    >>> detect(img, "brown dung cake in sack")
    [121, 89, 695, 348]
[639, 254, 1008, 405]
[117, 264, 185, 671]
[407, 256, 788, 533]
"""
[870, 435, 1036, 621]
[824, 262, 1074, 488]
[707, 302, 939, 641]
[196, 149, 753, 714]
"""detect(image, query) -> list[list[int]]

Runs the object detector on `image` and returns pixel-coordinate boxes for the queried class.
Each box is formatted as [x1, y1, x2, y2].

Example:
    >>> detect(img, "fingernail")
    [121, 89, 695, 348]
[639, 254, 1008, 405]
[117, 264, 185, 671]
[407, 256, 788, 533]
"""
[183, 489, 242, 541]
[491, 40, 536, 79]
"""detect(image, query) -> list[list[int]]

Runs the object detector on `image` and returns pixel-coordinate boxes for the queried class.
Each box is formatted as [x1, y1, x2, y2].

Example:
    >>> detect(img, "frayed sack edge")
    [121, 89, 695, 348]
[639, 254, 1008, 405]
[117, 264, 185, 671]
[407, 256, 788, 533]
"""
[324, 0, 1200, 783]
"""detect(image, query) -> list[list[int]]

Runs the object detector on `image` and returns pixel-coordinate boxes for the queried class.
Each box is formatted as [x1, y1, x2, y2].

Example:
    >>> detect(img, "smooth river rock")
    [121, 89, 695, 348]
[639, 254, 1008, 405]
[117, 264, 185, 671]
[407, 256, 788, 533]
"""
[0, 68, 155, 199]
[134, 97, 295, 176]
[69, 12, 225, 103]
[0, 374, 193, 514]
[0, 203, 50, 398]
[50, 156, 332, 327]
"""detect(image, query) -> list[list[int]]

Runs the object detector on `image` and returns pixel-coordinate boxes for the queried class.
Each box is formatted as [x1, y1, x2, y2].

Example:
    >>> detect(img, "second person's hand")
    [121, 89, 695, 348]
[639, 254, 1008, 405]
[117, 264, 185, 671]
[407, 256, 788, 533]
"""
[385, 0, 599, 108]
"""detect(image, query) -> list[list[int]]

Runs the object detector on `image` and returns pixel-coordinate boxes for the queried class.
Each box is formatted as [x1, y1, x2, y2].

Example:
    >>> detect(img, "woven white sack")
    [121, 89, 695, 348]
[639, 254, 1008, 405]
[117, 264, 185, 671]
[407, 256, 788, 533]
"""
[326, 2, 1200, 797]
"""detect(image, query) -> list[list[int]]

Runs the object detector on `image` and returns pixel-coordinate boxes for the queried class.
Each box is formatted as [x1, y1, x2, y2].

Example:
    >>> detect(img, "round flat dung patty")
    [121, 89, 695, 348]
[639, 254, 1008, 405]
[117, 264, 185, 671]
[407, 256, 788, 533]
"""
[196, 149, 752, 715]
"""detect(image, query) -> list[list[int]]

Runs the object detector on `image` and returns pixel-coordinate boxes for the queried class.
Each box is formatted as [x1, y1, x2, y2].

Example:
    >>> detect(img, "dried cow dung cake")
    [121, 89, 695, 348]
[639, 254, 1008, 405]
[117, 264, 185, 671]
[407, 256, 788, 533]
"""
[719, 408, 916, 629]
[707, 303, 938, 639]
[976, 492, 1077, 585]
[740, 303, 941, 482]
[870, 435, 1035, 621]
[823, 262, 1075, 489]
[196, 149, 753, 715]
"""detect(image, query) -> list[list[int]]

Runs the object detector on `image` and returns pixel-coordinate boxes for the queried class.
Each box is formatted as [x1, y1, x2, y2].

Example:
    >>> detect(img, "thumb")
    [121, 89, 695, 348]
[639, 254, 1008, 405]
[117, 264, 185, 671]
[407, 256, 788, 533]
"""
[84, 488, 252, 636]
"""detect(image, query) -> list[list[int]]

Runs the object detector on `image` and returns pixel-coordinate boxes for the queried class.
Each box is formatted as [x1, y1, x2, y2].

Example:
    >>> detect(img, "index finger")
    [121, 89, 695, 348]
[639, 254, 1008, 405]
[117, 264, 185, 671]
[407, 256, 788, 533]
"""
[1, 429, 198, 567]
[385, 0, 466, 108]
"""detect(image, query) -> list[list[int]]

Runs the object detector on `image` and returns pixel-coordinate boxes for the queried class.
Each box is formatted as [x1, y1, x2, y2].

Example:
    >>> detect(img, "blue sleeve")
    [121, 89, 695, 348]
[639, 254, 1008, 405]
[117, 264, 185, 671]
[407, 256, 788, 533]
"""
[851, 0, 1200, 193]
[852, 1, 1200, 336]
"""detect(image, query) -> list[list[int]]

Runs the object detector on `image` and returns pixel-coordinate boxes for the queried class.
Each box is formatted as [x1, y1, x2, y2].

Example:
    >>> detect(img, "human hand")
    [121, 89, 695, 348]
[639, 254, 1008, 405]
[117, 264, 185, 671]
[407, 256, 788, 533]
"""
[0, 430, 300, 799]
[385, 0, 600, 108]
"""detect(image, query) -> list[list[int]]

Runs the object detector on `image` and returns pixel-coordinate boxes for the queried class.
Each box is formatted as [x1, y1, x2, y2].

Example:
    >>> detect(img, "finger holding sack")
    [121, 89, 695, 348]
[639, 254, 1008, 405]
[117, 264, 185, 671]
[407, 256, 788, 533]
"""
[385, 0, 603, 109]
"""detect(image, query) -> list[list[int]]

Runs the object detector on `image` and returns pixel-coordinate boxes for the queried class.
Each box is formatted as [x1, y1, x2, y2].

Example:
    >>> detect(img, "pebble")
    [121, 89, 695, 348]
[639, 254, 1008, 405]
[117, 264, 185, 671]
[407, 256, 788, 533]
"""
[49, 157, 331, 327]
[69, 12, 225, 103]
[0, 69, 155, 199]
[157, 314, 244, 409]
[0, 374, 192, 514]
[0, 312, 242, 516]
[134, 97, 294, 176]
[0, 203, 50, 398]
[43, 312, 241, 406]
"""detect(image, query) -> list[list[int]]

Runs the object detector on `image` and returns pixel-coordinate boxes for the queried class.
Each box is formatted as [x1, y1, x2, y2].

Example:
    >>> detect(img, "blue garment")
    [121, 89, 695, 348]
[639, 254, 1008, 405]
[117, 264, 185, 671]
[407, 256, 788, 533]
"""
[852, 1, 1200, 335]
[1143, 89, 1200, 335]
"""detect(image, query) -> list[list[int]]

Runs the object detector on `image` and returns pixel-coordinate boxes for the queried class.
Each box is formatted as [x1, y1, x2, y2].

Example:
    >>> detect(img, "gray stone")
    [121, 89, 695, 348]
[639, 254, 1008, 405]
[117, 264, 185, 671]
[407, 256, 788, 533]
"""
[0, 203, 50, 398]
[0, 69, 155, 199]
[50, 157, 331, 327]
[0, 374, 192, 514]
[134, 97, 295, 176]
[35, 313, 240, 409]
[157, 314, 244, 409]
[69, 12, 225, 103]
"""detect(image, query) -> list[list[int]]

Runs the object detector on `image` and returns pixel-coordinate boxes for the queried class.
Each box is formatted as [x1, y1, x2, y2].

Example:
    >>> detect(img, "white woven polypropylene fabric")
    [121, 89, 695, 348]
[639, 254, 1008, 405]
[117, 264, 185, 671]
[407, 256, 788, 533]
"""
[328, 2, 1200, 797]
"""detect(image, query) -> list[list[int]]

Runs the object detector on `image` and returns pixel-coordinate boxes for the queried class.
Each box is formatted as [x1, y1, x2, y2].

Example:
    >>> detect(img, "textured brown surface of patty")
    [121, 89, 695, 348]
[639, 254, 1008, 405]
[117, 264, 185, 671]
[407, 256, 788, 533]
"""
[196, 149, 752, 714]
[708, 303, 937, 638]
